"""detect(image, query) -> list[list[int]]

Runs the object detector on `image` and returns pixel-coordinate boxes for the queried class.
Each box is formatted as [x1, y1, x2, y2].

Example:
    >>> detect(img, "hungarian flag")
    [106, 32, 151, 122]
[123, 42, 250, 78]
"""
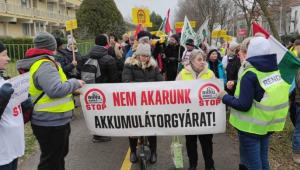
[252, 22, 300, 84]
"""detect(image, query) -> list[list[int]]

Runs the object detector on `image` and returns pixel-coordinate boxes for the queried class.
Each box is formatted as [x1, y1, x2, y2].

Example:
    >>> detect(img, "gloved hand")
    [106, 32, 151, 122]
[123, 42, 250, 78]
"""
[0, 83, 14, 100]
[0, 83, 14, 118]
[21, 97, 33, 113]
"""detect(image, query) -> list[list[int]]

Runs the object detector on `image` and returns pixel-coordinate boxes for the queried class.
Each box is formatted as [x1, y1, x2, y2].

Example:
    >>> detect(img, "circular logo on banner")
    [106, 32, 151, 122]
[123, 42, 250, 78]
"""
[198, 83, 221, 106]
[84, 88, 107, 111]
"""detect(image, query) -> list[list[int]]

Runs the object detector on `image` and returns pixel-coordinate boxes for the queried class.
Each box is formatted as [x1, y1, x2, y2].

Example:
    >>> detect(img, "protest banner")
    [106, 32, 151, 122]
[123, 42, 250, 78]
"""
[7, 73, 30, 106]
[3, 73, 30, 117]
[80, 79, 226, 136]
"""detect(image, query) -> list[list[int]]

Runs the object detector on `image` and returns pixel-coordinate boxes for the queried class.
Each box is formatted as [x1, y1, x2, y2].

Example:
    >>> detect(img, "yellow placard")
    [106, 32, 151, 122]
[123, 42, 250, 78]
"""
[65, 19, 78, 31]
[175, 21, 196, 28]
[211, 30, 227, 38]
[222, 35, 233, 42]
[151, 31, 168, 43]
[132, 8, 152, 27]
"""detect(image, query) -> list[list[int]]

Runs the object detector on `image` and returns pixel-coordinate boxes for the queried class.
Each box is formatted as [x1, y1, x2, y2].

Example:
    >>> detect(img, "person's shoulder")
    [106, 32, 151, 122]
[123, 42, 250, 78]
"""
[241, 69, 258, 84]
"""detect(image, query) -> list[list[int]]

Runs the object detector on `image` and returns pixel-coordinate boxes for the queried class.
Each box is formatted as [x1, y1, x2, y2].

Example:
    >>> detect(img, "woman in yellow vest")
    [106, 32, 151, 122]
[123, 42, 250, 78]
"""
[218, 37, 290, 170]
[176, 50, 216, 170]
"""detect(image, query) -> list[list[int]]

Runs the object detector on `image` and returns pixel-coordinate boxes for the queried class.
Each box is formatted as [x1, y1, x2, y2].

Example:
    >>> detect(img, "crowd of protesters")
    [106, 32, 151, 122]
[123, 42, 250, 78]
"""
[1, 28, 300, 170]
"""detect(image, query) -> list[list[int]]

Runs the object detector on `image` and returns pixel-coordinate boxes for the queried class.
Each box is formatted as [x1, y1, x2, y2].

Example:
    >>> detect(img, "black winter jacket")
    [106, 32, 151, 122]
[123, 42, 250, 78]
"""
[56, 48, 83, 79]
[122, 56, 164, 82]
[86, 45, 119, 83]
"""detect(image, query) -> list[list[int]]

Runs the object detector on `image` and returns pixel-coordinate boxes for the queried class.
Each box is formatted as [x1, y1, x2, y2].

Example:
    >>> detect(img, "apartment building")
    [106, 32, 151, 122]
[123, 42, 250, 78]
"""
[0, 0, 82, 37]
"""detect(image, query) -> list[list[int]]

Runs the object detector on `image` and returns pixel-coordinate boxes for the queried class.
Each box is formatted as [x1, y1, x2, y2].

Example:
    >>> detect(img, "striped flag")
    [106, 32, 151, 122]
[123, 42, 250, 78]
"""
[252, 22, 300, 84]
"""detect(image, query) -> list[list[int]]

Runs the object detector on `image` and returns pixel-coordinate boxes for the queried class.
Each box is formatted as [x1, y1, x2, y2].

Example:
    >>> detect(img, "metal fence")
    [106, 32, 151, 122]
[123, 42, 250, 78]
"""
[4, 42, 94, 77]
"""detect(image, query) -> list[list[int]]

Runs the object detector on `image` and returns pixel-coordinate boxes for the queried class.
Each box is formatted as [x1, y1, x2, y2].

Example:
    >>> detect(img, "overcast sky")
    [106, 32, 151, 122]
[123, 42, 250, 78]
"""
[114, 0, 180, 24]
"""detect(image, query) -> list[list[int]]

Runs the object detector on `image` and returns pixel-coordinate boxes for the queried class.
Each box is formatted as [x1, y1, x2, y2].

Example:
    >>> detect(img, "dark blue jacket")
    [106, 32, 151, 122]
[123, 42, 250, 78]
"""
[222, 54, 278, 111]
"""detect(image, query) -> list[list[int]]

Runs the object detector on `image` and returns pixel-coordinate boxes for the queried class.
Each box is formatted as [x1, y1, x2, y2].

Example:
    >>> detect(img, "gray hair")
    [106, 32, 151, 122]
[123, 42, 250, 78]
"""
[190, 49, 207, 62]
[240, 37, 253, 52]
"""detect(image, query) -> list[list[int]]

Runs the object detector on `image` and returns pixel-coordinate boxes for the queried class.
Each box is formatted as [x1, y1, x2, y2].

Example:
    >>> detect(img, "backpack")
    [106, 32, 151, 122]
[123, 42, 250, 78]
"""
[81, 58, 101, 84]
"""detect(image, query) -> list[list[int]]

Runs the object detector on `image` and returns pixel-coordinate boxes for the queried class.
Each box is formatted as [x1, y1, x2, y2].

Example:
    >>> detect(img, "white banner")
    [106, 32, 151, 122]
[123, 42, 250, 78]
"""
[7, 73, 30, 106]
[80, 79, 226, 136]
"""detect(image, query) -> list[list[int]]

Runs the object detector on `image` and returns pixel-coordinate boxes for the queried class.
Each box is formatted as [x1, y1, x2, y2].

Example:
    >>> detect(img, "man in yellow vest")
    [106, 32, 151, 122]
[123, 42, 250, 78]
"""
[17, 32, 85, 170]
[218, 37, 290, 170]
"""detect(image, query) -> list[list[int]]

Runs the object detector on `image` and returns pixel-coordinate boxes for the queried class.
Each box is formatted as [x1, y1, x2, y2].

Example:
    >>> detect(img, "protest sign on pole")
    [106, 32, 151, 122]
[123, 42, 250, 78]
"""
[80, 79, 226, 136]
[132, 8, 152, 27]
[65, 19, 78, 63]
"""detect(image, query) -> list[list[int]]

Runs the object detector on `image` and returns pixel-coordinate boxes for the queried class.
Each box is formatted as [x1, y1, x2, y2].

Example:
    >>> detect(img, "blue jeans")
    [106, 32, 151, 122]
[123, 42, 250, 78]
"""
[293, 105, 300, 151]
[238, 131, 270, 170]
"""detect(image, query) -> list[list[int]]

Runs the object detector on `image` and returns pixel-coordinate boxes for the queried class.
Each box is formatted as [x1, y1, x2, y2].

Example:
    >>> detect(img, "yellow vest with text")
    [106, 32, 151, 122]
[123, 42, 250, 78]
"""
[180, 68, 214, 80]
[229, 67, 290, 135]
[29, 59, 74, 113]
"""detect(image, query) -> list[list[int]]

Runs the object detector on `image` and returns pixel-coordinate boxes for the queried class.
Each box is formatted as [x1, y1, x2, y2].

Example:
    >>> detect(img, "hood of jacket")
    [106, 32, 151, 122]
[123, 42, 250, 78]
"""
[124, 54, 157, 70]
[57, 48, 73, 57]
[87, 45, 108, 59]
[17, 48, 55, 72]
[246, 54, 278, 72]
[184, 63, 213, 79]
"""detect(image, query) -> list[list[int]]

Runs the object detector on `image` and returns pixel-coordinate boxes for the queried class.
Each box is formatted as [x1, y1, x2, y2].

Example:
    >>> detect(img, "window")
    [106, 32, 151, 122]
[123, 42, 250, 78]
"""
[22, 23, 31, 36]
[21, 0, 30, 8]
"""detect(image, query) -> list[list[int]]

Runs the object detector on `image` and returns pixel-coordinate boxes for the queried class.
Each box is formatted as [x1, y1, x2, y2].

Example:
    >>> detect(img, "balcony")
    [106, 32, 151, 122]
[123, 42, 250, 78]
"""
[66, 0, 82, 6]
[0, 2, 75, 24]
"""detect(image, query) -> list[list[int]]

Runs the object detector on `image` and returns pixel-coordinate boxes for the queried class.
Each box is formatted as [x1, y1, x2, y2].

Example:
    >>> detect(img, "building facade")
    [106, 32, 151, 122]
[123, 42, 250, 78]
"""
[0, 0, 81, 37]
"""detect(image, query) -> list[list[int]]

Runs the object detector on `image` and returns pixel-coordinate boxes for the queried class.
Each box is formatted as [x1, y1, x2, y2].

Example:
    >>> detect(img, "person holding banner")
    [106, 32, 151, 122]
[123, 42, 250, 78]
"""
[176, 50, 216, 170]
[122, 43, 164, 164]
[0, 42, 24, 170]
[16, 32, 85, 170]
[56, 35, 82, 79]
[219, 37, 290, 170]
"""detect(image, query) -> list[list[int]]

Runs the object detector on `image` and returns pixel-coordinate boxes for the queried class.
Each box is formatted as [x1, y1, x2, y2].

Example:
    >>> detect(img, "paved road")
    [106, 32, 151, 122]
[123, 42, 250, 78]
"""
[19, 110, 239, 170]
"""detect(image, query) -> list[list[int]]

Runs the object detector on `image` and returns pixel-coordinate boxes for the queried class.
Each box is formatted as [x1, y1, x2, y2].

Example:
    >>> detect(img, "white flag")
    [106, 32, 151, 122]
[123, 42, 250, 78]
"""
[195, 18, 210, 46]
[180, 16, 197, 47]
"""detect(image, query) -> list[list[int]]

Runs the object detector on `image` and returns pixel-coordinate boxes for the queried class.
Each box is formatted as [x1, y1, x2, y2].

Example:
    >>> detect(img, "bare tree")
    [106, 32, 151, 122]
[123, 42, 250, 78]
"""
[175, 0, 230, 43]
[232, 0, 258, 36]
[256, 0, 280, 39]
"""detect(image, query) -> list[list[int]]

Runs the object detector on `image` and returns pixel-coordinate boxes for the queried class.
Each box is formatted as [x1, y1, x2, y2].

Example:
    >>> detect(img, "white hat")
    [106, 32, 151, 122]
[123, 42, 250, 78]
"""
[247, 37, 271, 58]
[134, 43, 151, 56]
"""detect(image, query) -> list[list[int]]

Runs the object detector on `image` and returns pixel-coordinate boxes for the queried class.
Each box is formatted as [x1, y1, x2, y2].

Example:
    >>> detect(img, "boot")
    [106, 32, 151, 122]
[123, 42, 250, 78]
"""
[239, 164, 248, 170]
[130, 152, 137, 163]
[92, 135, 111, 143]
[149, 152, 157, 164]
[188, 166, 196, 170]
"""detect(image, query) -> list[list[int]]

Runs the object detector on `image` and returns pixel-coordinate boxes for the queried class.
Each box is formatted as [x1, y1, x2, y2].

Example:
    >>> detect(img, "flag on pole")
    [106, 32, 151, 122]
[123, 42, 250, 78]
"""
[165, 8, 171, 34]
[252, 22, 300, 84]
[195, 18, 210, 46]
[180, 16, 197, 47]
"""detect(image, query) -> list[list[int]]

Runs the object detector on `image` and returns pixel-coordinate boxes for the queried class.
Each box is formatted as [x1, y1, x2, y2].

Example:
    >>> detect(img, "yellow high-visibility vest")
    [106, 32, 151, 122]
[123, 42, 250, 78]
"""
[29, 59, 74, 113]
[230, 67, 290, 135]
